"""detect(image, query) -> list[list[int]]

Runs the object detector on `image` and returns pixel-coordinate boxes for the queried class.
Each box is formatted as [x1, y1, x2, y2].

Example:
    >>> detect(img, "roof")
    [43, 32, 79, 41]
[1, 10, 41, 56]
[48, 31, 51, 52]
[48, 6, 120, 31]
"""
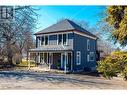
[34, 19, 97, 38]
[29, 45, 72, 52]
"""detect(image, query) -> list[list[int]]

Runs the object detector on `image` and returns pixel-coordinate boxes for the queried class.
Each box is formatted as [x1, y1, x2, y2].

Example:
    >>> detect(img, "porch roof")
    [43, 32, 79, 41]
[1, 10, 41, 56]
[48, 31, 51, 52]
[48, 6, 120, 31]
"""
[29, 45, 73, 52]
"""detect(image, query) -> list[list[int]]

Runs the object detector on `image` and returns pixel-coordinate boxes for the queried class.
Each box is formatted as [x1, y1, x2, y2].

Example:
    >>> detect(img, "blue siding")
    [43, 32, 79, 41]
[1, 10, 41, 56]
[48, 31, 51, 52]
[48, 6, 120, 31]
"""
[73, 32, 96, 71]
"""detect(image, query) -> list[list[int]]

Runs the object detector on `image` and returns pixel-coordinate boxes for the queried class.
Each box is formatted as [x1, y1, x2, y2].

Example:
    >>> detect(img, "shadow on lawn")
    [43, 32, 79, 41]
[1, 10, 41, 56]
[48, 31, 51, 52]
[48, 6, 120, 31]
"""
[0, 71, 110, 86]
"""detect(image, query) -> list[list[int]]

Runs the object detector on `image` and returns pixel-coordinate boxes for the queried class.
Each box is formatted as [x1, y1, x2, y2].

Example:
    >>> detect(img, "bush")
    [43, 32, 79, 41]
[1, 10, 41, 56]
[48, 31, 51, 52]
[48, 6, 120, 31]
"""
[97, 51, 127, 80]
[17, 59, 36, 67]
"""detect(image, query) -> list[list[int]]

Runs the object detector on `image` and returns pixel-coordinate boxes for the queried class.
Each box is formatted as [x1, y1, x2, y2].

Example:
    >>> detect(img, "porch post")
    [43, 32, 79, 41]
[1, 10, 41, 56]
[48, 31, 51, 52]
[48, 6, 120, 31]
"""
[38, 52, 40, 63]
[64, 52, 68, 73]
[48, 53, 51, 70]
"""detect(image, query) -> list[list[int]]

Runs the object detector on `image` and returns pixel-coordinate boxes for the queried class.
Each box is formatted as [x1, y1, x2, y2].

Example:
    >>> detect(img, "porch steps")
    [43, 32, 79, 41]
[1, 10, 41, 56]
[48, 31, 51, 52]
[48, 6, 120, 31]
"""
[38, 62, 49, 69]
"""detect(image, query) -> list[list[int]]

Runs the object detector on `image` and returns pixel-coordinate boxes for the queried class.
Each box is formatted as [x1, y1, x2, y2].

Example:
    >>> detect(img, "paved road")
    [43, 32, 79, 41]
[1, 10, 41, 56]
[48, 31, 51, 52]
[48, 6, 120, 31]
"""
[0, 70, 127, 89]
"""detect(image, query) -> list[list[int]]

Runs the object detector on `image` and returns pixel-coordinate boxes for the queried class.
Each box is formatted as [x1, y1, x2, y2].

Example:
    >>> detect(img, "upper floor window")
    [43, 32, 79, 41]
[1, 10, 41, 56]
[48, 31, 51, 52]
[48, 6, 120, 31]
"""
[57, 33, 68, 45]
[87, 39, 90, 51]
[63, 34, 68, 45]
[41, 36, 44, 45]
[76, 51, 81, 65]
[90, 52, 94, 61]
[0, 6, 13, 19]
[58, 34, 62, 45]
[45, 36, 49, 45]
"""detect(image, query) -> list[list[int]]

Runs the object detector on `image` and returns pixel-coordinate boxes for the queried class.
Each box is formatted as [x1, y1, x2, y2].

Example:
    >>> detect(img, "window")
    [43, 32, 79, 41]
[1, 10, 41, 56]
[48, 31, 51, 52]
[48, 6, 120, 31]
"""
[45, 36, 48, 45]
[87, 54, 90, 62]
[90, 52, 94, 61]
[63, 34, 67, 45]
[0, 6, 13, 19]
[41, 36, 44, 45]
[37, 37, 41, 47]
[58, 34, 62, 45]
[76, 51, 81, 65]
[87, 39, 90, 51]
[58, 34, 68, 45]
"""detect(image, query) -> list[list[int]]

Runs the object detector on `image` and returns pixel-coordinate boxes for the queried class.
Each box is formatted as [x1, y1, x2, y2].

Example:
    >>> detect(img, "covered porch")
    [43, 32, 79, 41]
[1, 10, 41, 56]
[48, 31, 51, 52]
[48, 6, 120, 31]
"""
[28, 51, 73, 73]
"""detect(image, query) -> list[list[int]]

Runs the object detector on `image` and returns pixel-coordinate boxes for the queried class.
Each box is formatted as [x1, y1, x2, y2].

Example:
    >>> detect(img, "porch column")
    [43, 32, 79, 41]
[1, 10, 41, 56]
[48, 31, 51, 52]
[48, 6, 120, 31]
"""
[48, 53, 51, 70]
[64, 52, 68, 73]
[38, 52, 40, 63]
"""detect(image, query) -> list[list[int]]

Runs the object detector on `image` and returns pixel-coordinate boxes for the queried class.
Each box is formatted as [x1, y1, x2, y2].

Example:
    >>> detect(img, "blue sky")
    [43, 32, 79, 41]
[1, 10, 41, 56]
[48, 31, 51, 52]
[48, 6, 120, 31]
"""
[35, 6, 106, 32]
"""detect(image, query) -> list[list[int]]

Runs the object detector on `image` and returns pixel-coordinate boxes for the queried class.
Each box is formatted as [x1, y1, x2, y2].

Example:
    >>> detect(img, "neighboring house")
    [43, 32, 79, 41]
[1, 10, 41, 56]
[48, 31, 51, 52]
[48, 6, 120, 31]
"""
[29, 19, 98, 73]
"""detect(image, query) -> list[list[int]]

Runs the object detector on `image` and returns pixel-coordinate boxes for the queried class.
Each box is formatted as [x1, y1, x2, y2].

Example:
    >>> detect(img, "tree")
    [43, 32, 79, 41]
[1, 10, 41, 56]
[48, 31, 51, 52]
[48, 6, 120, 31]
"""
[0, 6, 37, 65]
[106, 6, 127, 46]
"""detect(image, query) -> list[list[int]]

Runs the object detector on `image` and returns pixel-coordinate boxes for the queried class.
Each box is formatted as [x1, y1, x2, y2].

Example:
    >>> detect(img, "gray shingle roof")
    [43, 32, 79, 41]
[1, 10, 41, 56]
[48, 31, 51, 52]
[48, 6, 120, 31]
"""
[34, 19, 97, 38]
[29, 45, 72, 52]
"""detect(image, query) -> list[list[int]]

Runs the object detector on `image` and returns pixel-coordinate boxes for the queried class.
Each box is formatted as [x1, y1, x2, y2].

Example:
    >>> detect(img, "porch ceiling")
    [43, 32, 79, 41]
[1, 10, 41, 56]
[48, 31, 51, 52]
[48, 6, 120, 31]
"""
[29, 45, 73, 52]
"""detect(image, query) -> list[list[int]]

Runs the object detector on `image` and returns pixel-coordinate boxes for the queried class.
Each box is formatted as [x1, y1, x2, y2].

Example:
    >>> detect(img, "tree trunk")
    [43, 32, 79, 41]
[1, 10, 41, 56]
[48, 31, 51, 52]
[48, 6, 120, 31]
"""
[19, 50, 23, 63]
[6, 41, 13, 66]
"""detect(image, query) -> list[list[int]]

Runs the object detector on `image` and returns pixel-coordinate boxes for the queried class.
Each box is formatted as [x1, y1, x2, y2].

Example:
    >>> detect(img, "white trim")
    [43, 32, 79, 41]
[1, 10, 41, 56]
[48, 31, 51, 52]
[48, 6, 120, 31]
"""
[90, 52, 95, 61]
[76, 51, 81, 65]
[36, 31, 73, 36]
[43, 53, 44, 63]
[38, 52, 40, 63]
[57, 34, 59, 45]
[87, 54, 90, 62]
[47, 52, 48, 64]
[48, 35, 49, 45]
[74, 31, 97, 40]
[64, 52, 67, 73]
[36, 31, 97, 40]
[66, 33, 68, 45]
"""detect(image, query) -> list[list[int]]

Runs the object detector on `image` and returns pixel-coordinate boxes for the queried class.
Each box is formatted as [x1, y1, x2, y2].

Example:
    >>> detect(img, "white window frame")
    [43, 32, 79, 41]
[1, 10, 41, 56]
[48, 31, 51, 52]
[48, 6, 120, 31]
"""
[87, 54, 90, 62]
[87, 39, 90, 51]
[76, 51, 81, 65]
[57, 33, 68, 45]
[37, 37, 41, 47]
[90, 52, 94, 61]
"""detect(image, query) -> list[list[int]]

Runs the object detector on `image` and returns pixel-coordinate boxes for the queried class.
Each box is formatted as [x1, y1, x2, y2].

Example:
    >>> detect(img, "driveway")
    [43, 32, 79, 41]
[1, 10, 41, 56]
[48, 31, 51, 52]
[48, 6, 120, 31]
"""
[0, 70, 127, 89]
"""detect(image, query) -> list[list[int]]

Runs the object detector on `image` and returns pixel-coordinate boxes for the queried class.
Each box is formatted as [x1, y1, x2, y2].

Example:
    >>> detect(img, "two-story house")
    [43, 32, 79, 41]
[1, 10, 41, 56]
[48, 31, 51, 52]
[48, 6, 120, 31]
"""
[29, 19, 97, 73]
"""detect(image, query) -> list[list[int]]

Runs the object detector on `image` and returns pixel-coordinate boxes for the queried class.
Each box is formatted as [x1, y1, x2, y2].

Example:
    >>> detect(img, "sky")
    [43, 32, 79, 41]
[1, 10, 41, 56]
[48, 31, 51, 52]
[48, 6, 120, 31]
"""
[35, 6, 106, 32]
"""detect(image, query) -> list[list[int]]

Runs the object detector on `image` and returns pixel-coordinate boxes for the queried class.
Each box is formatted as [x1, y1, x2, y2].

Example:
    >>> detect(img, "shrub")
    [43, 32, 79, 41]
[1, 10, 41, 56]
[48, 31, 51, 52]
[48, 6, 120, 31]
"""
[17, 59, 36, 67]
[97, 51, 127, 80]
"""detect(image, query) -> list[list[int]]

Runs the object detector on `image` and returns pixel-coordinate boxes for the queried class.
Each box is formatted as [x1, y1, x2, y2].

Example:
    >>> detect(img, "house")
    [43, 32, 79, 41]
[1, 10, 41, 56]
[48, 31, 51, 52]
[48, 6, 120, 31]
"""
[29, 19, 98, 73]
